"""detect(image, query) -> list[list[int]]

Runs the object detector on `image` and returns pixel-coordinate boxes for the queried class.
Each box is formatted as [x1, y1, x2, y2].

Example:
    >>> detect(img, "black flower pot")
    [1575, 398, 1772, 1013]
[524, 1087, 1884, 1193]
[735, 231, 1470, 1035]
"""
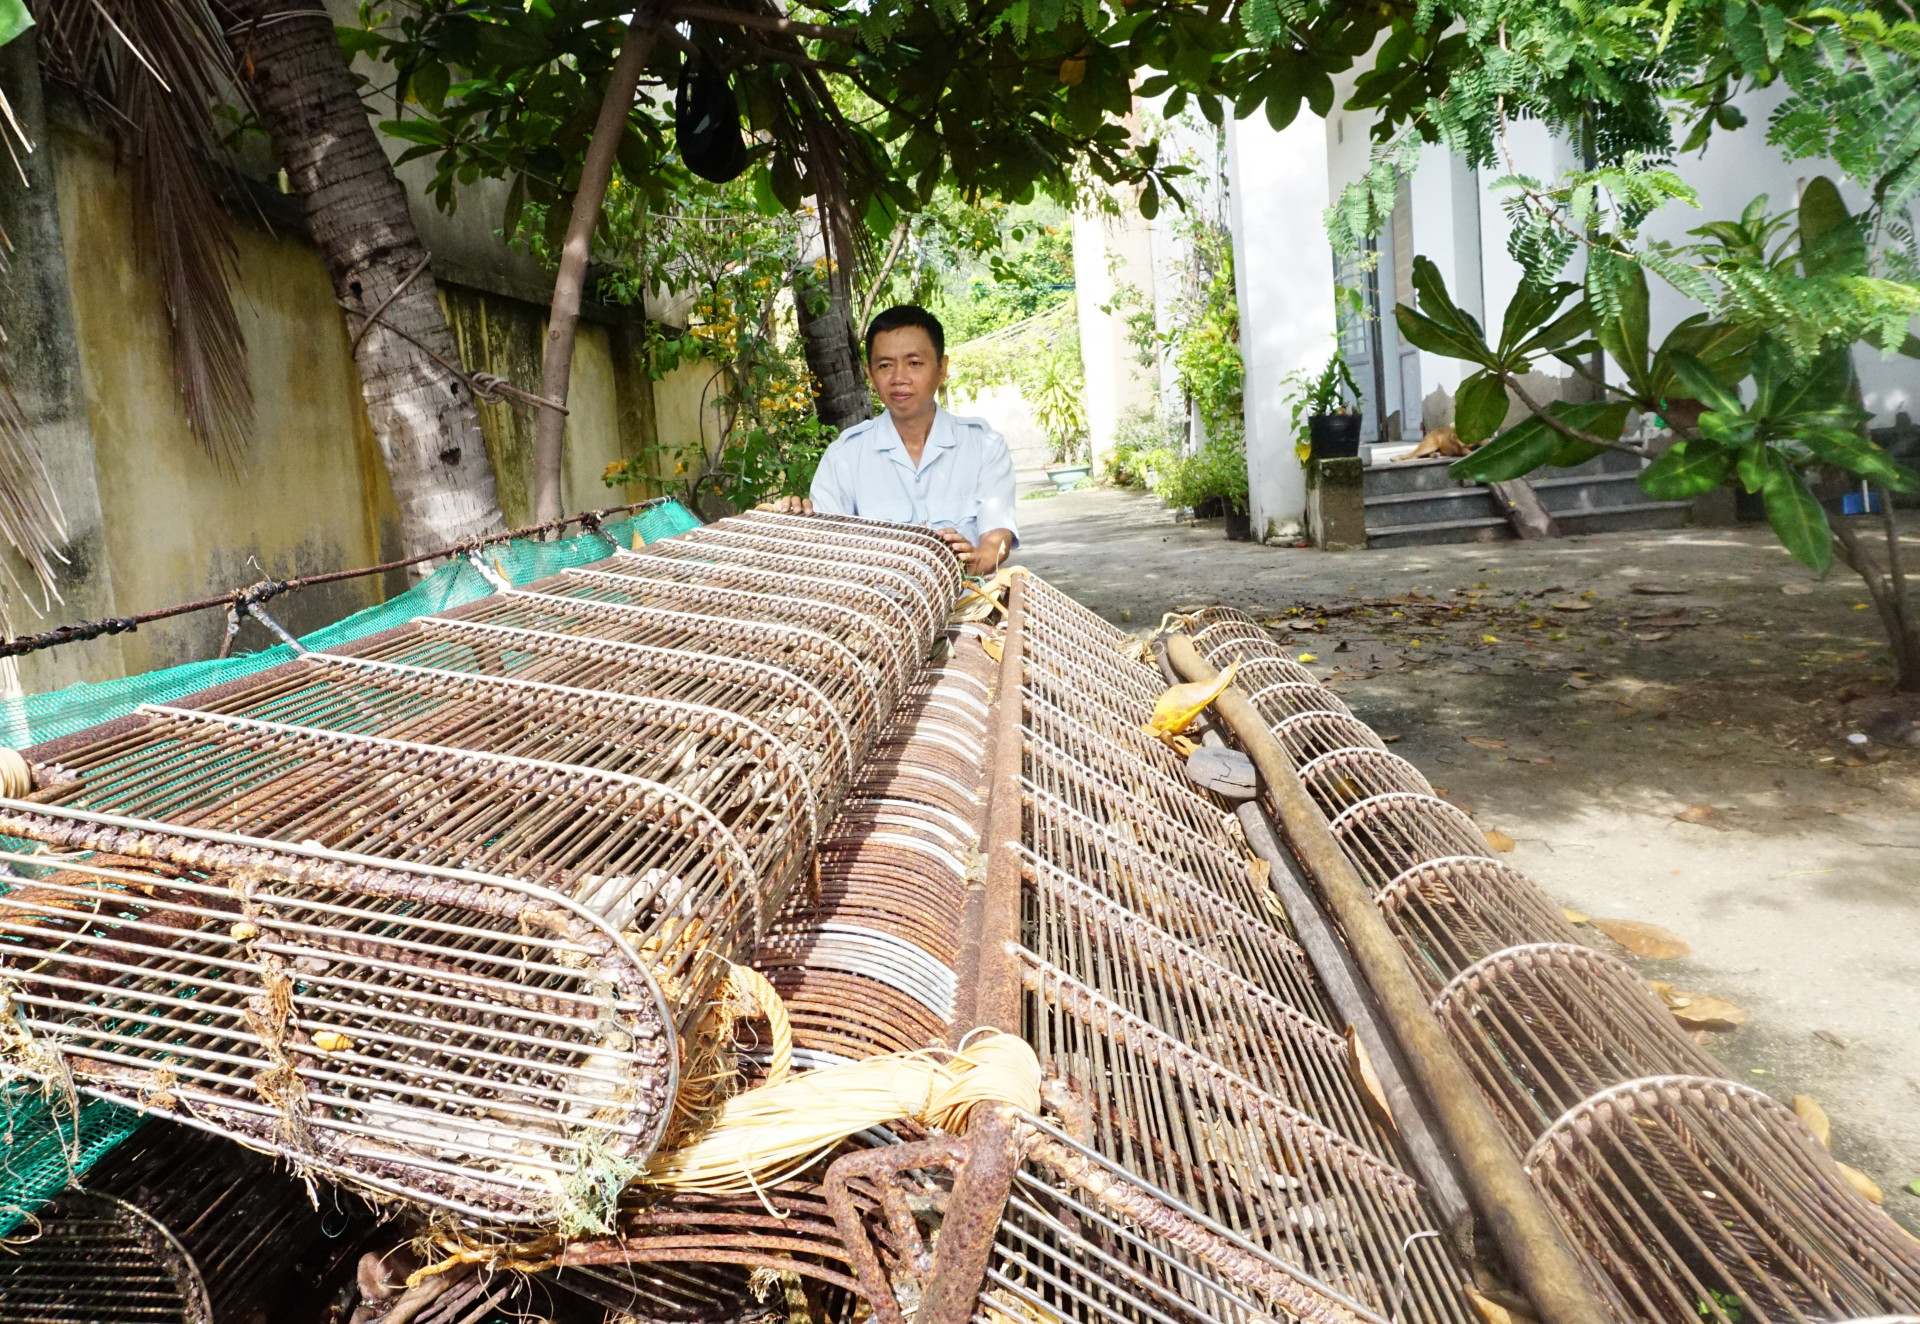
[1223, 509, 1253, 541]
[1308, 413, 1362, 459]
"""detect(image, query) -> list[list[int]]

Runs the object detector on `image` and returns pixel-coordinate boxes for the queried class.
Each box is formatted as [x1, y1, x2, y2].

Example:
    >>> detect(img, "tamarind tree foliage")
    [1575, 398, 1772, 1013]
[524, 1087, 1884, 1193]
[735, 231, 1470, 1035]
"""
[1324, 0, 1920, 687]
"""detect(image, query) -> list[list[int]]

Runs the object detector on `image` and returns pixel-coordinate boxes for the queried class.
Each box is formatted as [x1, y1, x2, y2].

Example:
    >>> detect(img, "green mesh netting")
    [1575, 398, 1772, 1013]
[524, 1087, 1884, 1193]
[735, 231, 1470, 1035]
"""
[0, 499, 699, 1228]
[0, 500, 700, 747]
[0, 1083, 146, 1238]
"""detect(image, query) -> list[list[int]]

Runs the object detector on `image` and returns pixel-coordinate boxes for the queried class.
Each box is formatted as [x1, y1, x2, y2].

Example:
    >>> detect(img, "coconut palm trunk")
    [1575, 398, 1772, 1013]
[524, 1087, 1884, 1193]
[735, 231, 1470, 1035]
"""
[795, 262, 871, 436]
[231, 2, 504, 555]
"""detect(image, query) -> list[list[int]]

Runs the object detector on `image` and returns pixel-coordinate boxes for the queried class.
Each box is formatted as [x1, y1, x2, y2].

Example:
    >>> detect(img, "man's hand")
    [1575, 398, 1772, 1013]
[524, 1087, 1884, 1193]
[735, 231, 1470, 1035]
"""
[757, 496, 814, 514]
[935, 527, 1012, 576]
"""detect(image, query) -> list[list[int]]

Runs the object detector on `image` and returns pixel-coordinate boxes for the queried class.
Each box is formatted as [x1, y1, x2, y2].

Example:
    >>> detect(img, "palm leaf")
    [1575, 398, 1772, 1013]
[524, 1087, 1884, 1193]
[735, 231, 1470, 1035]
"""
[35, 0, 253, 470]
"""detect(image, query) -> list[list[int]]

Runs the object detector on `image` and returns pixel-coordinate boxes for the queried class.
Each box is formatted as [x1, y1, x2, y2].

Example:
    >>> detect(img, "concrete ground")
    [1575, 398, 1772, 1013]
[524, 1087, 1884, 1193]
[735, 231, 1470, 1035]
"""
[1013, 482, 1920, 1229]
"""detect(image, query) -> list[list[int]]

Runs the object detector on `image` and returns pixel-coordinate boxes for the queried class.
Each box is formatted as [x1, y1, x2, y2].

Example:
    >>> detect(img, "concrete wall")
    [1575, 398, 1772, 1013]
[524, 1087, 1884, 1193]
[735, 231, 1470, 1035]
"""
[50, 126, 396, 676]
[1227, 112, 1336, 540]
[0, 49, 684, 694]
[951, 384, 1055, 470]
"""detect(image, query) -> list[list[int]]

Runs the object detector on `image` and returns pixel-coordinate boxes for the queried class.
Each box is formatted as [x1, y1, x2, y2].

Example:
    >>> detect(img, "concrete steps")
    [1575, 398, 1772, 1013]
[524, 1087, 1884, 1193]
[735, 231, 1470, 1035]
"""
[1363, 449, 1689, 549]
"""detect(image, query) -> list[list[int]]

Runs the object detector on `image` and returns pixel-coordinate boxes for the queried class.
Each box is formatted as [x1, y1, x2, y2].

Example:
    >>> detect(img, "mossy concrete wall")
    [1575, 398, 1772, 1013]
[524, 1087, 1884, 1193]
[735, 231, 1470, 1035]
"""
[0, 72, 701, 693]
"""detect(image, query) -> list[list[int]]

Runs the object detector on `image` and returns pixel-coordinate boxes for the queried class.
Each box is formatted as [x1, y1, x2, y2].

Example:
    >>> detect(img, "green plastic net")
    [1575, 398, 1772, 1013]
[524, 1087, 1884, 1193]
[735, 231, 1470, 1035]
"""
[0, 500, 700, 747]
[0, 499, 699, 1231]
[0, 1083, 146, 1238]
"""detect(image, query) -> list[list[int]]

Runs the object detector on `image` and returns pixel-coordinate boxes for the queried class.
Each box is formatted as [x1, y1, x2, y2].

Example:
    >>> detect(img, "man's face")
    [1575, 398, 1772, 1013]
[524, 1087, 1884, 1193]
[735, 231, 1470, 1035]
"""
[866, 326, 947, 422]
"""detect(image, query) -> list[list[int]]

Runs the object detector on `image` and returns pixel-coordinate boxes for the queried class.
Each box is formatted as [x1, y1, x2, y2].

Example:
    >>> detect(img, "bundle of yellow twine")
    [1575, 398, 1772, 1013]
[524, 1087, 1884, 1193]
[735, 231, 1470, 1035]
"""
[643, 1032, 1040, 1196]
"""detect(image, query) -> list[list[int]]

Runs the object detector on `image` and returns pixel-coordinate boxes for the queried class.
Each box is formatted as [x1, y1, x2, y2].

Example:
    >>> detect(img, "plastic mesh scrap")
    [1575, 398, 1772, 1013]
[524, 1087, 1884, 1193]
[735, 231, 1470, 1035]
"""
[0, 499, 699, 1228]
[0, 1081, 146, 1239]
[0, 501, 700, 747]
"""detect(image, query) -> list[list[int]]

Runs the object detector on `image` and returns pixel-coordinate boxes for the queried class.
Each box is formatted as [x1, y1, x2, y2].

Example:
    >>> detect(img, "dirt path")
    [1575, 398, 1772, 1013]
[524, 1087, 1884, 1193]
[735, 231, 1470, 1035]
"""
[1014, 483, 1920, 1228]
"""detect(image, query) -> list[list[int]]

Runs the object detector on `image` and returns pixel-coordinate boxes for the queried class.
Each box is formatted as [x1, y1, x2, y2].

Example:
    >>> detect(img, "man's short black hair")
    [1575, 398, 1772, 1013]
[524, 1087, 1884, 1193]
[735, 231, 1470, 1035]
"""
[865, 304, 946, 361]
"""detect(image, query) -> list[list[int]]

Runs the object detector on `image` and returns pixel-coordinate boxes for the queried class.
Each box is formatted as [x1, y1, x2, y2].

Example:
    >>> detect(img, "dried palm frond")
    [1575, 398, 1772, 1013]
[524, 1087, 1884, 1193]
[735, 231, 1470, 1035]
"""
[34, 0, 253, 469]
[0, 367, 68, 617]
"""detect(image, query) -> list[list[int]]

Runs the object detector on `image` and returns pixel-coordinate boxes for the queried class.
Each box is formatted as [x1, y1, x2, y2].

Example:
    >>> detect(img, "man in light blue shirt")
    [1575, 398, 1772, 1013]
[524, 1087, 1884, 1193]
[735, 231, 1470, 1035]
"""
[766, 305, 1018, 576]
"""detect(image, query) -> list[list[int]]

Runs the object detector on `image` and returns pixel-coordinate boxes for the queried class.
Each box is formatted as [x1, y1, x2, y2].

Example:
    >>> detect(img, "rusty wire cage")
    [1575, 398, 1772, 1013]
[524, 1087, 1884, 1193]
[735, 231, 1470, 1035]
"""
[1011, 583, 1475, 1323]
[1183, 606, 1920, 1323]
[0, 1119, 369, 1324]
[0, 515, 959, 1224]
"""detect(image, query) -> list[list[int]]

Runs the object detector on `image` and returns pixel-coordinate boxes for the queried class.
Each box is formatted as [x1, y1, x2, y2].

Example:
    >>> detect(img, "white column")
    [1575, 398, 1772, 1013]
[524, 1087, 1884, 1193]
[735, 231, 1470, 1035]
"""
[1226, 111, 1336, 541]
[1407, 144, 1486, 431]
[1073, 206, 1157, 470]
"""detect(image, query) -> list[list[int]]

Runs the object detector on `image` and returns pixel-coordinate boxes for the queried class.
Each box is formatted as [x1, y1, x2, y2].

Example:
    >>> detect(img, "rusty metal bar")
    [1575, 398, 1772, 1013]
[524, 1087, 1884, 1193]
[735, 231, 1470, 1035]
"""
[952, 571, 1027, 1039]
[1164, 631, 1611, 1324]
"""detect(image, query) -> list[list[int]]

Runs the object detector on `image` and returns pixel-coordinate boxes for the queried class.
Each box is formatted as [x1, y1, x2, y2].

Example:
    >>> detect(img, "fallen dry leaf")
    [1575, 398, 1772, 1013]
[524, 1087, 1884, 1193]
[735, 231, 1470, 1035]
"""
[1792, 1094, 1832, 1149]
[1549, 599, 1594, 612]
[980, 636, 1004, 663]
[1630, 582, 1687, 595]
[1667, 993, 1747, 1031]
[1675, 805, 1724, 827]
[1466, 736, 1509, 749]
[1464, 1286, 1538, 1324]
[1590, 917, 1691, 959]
[1297, 652, 1319, 663]
[1815, 1029, 1850, 1049]
[1565, 675, 1591, 690]
[1247, 857, 1272, 888]
[1837, 1162, 1884, 1204]
[1346, 1026, 1397, 1135]
[1484, 828, 1517, 852]
[311, 1030, 355, 1054]
[1613, 703, 1639, 718]
[1562, 907, 1590, 924]
[1634, 631, 1672, 642]
[1781, 583, 1814, 596]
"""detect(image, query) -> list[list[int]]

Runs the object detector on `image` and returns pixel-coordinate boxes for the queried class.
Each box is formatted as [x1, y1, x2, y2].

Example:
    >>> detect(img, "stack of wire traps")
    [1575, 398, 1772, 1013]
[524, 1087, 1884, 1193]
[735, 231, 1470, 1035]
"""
[998, 577, 1474, 1324]
[1185, 606, 1920, 1323]
[0, 512, 960, 1225]
[0, 1118, 369, 1323]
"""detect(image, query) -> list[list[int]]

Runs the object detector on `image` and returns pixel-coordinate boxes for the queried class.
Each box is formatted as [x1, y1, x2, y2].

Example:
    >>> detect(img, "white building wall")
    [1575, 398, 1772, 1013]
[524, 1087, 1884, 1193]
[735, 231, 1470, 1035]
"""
[1227, 111, 1337, 540]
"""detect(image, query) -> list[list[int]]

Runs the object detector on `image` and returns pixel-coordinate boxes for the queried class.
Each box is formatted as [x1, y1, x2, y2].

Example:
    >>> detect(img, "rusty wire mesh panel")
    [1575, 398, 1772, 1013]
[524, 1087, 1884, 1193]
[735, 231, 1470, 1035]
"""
[445, 588, 894, 754]
[1009, 583, 1474, 1324]
[1328, 793, 1492, 891]
[0, 821, 673, 1220]
[992, 1115, 1415, 1324]
[0, 516, 959, 1222]
[352, 614, 860, 783]
[1299, 747, 1434, 812]
[1025, 853, 1395, 1158]
[1017, 810, 1326, 1018]
[1432, 943, 1723, 1143]
[1019, 951, 1468, 1322]
[754, 628, 999, 1064]
[0, 1120, 367, 1324]
[1273, 711, 1390, 765]
[1182, 611, 1920, 1321]
[1527, 1078, 1920, 1323]
[1376, 857, 1587, 995]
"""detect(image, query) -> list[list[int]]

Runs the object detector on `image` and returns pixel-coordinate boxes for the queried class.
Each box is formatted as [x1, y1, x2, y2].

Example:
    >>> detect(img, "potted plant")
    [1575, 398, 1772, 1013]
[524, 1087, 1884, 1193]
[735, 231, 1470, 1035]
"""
[1027, 348, 1093, 489]
[1160, 433, 1253, 539]
[1284, 352, 1363, 461]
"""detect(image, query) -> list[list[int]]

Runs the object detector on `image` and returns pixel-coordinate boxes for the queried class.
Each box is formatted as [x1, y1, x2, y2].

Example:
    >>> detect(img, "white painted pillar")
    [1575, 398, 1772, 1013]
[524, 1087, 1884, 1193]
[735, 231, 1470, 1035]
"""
[1072, 205, 1157, 471]
[1406, 144, 1485, 431]
[1226, 112, 1336, 541]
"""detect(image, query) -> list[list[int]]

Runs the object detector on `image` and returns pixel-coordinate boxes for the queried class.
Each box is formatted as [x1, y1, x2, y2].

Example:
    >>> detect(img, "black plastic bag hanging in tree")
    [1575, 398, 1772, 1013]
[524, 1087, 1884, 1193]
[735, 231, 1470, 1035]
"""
[675, 66, 748, 183]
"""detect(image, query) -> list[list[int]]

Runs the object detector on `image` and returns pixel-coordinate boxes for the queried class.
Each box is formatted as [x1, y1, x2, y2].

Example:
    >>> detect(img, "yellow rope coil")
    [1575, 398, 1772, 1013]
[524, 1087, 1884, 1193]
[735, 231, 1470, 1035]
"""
[643, 1032, 1041, 1196]
[725, 962, 791, 1087]
[0, 747, 31, 798]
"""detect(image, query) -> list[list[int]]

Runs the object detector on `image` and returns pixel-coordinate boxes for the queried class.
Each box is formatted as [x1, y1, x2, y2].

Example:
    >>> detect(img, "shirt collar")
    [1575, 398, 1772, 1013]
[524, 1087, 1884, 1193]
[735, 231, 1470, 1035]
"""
[872, 406, 956, 456]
